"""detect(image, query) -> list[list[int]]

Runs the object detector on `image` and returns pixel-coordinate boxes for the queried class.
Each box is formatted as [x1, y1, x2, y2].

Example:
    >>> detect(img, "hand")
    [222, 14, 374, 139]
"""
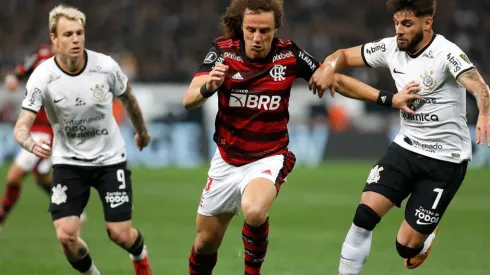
[475, 114, 490, 146]
[134, 131, 151, 151]
[392, 81, 423, 114]
[309, 64, 335, 98]
[206, 63, 229, 92]
[31, 139, 51, 158]
[4, 74, 19, 91]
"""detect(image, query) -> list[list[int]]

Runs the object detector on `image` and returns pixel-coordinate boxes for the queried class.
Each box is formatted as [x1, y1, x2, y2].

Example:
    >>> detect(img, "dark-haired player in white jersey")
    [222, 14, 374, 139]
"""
[13, 5, 152, 275]
[310, 0, 490, 274]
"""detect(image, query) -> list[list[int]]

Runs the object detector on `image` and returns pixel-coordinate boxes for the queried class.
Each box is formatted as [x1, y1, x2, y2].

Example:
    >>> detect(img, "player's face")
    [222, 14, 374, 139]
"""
[50, 17, 85, 58]
[242, 9, 276, 59]
[393, 11, 427, 52]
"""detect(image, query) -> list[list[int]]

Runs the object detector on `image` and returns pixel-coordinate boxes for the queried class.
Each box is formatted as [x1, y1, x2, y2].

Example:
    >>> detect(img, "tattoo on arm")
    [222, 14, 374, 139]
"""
[119, 84, 148, 134]
[459, 69, 490, 117]
[13, 110, 37, 152]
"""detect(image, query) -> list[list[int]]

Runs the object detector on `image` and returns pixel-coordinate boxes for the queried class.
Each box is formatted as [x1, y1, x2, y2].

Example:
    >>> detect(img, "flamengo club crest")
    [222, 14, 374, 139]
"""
[270, 65, 286, 81]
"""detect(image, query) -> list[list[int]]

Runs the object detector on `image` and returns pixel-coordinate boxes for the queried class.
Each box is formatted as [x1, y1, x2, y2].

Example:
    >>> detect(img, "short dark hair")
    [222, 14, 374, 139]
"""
[221, 0, 284, 39]
[386, 0, 436, 17]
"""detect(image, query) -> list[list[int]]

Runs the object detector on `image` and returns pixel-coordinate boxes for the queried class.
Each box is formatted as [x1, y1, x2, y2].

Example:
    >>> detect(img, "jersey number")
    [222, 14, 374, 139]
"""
[431, 188, 443, 209]
[205, 177, 213, 191]
[117, 169, 126, 190]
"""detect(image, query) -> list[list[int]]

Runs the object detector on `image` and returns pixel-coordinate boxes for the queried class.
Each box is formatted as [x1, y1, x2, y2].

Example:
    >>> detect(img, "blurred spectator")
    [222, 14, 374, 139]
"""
[0, 0, 484, 121]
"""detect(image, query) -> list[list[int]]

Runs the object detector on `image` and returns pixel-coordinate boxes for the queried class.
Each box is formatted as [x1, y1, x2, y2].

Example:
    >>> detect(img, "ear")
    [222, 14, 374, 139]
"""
[50, 32, 57, 45]
[424, 16, 433, 31]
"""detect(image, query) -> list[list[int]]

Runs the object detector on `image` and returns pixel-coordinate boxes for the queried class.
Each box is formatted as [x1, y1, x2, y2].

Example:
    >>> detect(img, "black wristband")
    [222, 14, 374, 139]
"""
[376, 90, 393, 107]
[200, 83, 216, 98]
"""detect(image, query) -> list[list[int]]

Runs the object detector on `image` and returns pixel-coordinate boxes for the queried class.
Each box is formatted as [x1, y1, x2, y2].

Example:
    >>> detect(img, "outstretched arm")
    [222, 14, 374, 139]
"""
[332, 74, 422, 114]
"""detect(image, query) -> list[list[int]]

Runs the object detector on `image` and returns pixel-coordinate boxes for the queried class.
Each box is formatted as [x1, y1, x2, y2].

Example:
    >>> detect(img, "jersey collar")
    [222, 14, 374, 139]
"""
[407, 34, 437, 59]
[239, 38, 277, 64]
[54, 50, 88, 76]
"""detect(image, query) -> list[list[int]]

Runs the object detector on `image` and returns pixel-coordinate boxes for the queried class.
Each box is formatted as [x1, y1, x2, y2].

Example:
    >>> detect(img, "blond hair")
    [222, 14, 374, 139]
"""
[49, 4, 86, 34]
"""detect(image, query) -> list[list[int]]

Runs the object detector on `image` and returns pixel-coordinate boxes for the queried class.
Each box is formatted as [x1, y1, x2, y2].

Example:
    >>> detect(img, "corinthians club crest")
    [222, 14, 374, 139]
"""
[420, 70, 438, 93]
[91, 84, 110, 103]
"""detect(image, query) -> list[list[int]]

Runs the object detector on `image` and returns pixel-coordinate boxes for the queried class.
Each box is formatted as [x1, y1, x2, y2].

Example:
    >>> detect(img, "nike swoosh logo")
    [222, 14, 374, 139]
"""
[416, 219, 432, 225]
[393, 68, 405, 74]
[54, 98, 65, 103]
[110, 201, 125, 208]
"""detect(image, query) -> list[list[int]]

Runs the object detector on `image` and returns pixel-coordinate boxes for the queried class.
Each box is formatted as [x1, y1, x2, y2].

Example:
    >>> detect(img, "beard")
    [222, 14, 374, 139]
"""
[398, 28, 424, 52]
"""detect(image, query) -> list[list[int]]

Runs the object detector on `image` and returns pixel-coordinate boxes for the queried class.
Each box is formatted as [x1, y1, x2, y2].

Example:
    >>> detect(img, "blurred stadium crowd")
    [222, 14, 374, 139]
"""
[0, 0, 488, 124]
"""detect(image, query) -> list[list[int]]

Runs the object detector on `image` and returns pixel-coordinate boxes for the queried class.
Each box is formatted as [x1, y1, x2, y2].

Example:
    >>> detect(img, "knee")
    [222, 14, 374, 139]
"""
[56, 226, 78, 246]
[242, 204, 268, 227]
[395, 239, 423, 259]
[353, 204, 381, 231]
[107, 225, 132, 246]
[194, 230, 223, 254]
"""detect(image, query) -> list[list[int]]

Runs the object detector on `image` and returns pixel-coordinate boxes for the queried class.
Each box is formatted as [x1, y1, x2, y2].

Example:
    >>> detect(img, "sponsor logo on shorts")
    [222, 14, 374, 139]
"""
[105, 191, 130, 208]
[415, 207, 440, 225]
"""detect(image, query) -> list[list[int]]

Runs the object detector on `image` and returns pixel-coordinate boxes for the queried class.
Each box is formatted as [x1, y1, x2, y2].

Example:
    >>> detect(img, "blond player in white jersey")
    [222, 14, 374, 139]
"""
[13, 5, 153, 275]
[309, 0, 490, 274]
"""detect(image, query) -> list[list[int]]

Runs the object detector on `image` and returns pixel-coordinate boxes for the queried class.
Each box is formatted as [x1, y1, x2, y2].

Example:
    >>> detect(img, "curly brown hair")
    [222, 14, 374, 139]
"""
[386, 0, 437, 17]
[221, 0, 284, 39]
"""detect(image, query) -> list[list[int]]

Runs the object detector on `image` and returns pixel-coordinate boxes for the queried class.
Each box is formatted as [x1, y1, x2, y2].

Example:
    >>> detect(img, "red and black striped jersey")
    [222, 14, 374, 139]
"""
[17, 44, 54, 135]
[195, 36, 320, 166]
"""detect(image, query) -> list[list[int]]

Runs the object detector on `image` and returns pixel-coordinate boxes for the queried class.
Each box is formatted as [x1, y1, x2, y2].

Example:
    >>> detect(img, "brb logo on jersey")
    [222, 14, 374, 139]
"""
[229, 89, 281, 111]
[270, 65, 286, 81]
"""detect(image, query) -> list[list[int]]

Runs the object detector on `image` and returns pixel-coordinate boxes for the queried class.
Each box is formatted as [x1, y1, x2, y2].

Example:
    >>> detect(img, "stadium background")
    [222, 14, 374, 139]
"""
[0, 0, 488, 274]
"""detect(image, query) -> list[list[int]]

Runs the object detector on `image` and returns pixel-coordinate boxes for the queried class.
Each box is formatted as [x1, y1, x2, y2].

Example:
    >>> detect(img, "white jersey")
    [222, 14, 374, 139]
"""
[362, 34, 474, 163]
[22, 50, 129, 166]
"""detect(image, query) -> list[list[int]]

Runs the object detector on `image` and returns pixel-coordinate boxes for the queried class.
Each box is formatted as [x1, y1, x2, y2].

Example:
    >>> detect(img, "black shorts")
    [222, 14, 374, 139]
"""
[50, 162, 133, 222]
[363, 143, 468, 234]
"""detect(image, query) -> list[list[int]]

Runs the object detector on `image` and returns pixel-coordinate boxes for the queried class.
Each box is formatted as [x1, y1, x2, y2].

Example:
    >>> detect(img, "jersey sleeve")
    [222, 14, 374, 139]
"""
[291, 43, 321, 81]
[361, 37, 393, 68]
[22, 70, 46, 113]
[108, 57, 129, 97]
[443, 46, 475, 80]
[194, 44, 224, 77]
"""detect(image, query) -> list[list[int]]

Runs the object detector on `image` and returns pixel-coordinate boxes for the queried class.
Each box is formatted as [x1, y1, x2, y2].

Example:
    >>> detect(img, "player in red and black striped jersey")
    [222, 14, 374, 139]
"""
[1, 43, 88, 231]
[183, 1, 420, 274]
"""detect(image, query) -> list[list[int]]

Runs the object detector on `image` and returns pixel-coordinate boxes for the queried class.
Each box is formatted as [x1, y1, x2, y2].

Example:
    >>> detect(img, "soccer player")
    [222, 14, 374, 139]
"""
[183, 0, 422, 274]
[13, 5, 152, 275]
[0, 44, 56, 231]
[309, 0, 490, 274]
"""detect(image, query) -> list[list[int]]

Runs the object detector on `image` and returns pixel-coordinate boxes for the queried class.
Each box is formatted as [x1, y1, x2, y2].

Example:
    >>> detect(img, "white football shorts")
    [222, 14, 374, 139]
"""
[197, 149, 295, 216]
[14, 132, 52, 174]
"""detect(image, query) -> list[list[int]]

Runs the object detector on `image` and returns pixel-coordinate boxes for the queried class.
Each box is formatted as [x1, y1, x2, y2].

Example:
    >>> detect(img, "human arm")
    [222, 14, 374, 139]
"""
[458, 69, 490, 146]
[332, 74, 422, 114]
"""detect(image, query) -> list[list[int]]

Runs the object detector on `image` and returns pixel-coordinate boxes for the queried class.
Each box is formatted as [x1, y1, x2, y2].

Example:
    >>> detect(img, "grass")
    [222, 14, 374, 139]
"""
[0, 163, 488, 274]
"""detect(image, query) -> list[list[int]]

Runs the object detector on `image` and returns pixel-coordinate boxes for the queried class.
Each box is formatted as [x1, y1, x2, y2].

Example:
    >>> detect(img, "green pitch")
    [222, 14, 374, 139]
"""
[0, 163, 488, 274]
